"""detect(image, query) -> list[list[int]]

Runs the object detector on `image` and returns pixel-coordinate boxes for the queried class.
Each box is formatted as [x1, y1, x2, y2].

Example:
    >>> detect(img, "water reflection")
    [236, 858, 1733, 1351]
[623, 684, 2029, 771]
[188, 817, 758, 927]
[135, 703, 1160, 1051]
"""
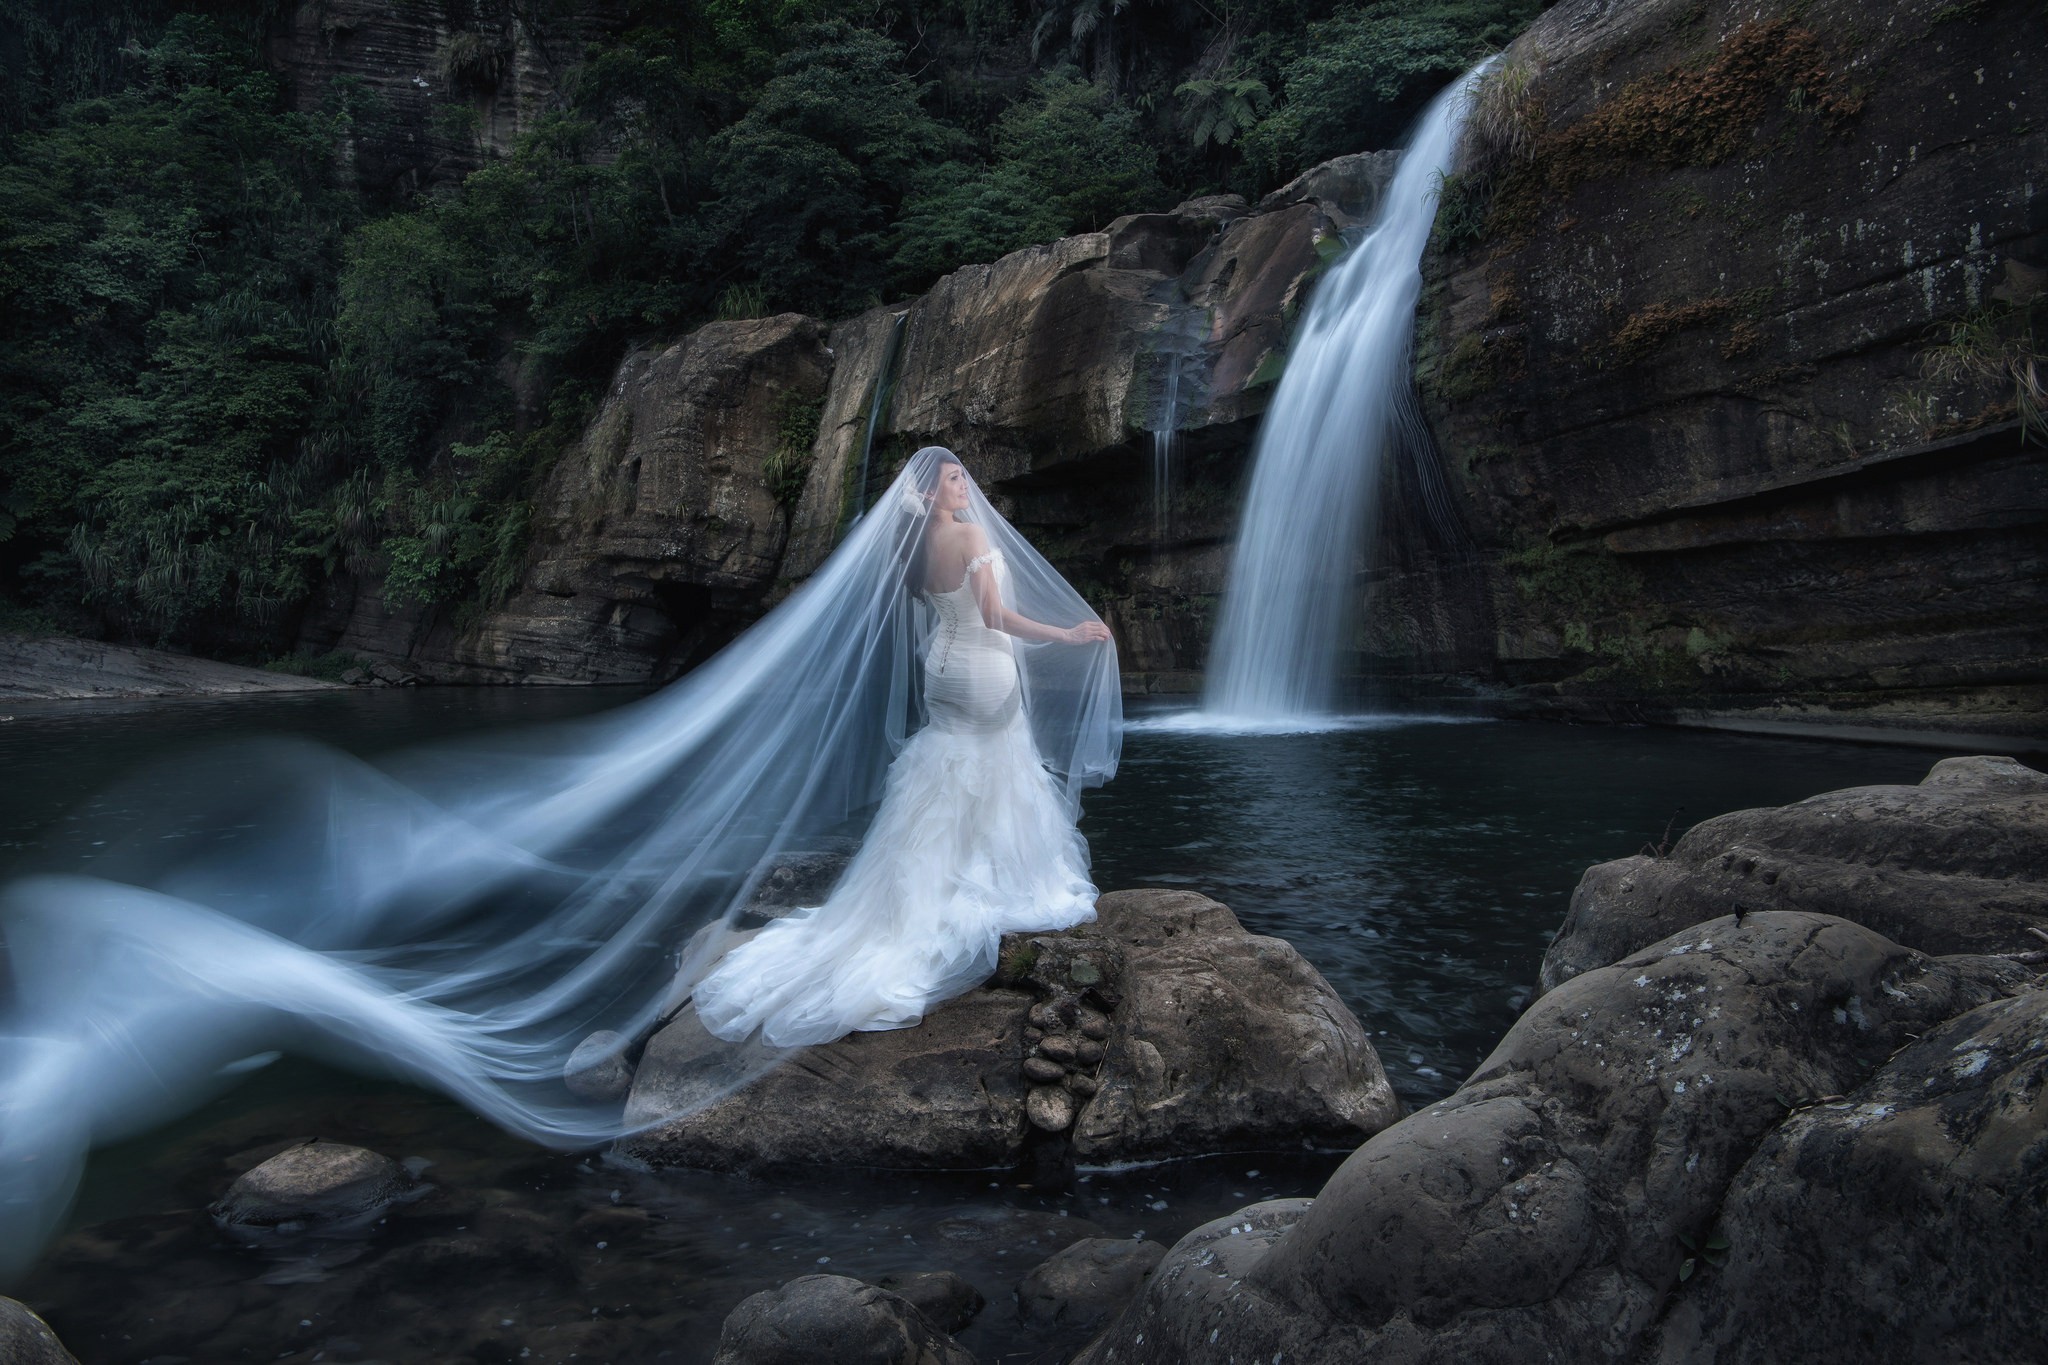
[1090, 703, 1939, 1100]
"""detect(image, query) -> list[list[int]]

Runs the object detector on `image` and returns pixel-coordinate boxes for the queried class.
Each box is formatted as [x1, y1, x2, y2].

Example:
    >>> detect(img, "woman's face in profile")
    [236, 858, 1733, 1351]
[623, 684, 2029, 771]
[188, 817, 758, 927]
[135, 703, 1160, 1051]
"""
[934, 462, 971, 512]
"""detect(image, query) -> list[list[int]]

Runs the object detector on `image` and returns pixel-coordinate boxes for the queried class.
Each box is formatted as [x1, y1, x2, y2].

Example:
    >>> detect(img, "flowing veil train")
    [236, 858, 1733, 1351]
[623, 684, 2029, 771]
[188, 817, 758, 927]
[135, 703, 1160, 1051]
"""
[0, 447, 1120, 1278]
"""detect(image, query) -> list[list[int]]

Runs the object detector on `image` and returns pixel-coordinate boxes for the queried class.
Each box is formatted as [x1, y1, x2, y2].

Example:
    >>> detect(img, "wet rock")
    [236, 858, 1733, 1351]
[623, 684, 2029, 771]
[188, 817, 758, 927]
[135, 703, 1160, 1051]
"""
[1017, 1237, 1168, 1333]
[0, 1297, 81, 1365]
[622, 890, 1398, 1172]
[710, 1274, 975, 1365]
[0, 634, 342, 700]
[743, 840, 860, 918]
[563, 1029, 635, 1102]
[1078, 911, 2030, 1364]
[1543, 756, 2048, 991]
[1657, 986, 2048, 1364]
[1022, 1056, 1066, 1085]
[367, 660, 417, 686]
[873, 1270, 985, 1335]
[337, 666, 369, 685]
[210, 1140, 416, 1233]
[362, 1204, 573, 1291]
[1037, 1033, 1078, 1063]
[269, 0, 629, 199]
[1026, 1086, 1075, 1133]
[1069, 889, 1399, 1164]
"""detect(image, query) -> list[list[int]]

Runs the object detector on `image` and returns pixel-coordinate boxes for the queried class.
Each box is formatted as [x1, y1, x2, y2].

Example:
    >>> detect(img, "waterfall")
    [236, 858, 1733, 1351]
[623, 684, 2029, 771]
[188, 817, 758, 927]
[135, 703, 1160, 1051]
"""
[1201, 63, 1491, 725]
[1152, 344, 1183, 543]
[848, 311, 908, 524]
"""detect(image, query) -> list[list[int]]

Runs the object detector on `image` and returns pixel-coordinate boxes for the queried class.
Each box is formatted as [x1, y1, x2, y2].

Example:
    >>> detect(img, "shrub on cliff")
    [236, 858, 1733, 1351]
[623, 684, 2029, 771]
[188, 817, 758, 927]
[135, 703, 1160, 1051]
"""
[890, 68, 1167, 287]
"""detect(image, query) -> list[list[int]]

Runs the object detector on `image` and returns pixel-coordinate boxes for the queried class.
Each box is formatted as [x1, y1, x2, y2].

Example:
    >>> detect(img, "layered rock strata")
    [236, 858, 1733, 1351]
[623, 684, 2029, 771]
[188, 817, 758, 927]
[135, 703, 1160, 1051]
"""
[1400, 0, 2047, 741]
[267, 0, 630, 201]
[618, 889, 1399, 1172]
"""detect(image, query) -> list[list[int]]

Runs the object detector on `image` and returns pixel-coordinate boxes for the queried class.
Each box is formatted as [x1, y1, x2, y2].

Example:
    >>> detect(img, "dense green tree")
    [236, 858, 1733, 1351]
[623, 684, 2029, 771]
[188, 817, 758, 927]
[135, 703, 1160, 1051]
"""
[0, 15, 352, 641]
[892, 68, 1166, 285]
[699, 22, 972, 315]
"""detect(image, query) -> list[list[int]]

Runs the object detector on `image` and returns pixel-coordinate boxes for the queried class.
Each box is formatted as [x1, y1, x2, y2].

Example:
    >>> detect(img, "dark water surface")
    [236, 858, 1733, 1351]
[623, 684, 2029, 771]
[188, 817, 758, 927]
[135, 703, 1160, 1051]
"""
[0, 690, 1945, 1363]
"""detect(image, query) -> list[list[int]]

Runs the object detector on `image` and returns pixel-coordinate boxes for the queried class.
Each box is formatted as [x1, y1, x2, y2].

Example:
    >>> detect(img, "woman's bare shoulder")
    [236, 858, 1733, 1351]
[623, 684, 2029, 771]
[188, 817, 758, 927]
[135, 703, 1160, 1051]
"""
[932, 521, 991, 552]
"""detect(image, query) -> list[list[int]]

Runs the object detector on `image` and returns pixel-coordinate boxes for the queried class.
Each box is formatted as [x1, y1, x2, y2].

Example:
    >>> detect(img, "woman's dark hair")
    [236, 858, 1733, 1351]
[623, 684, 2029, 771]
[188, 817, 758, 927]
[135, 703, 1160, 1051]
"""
[902, 450, 963, 595]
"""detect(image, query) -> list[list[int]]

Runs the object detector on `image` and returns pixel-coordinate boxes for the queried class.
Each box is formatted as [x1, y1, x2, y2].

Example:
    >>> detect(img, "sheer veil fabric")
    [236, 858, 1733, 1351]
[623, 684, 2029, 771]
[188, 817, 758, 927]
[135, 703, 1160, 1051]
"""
[0, 447, 1120, 1276]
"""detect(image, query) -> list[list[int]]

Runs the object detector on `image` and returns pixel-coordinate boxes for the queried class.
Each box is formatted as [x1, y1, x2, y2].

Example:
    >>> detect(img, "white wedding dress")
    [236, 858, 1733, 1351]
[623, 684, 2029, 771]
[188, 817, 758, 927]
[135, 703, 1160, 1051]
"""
[690, 549, 1098, 1047]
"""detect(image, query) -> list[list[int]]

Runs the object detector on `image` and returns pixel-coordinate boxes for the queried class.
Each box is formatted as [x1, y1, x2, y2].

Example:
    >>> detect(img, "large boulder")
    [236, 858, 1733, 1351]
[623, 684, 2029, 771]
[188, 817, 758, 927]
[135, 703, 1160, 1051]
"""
[710, 1275, 974, 1365]
[620, 889, 1398, 1172]
[1393, 0, 2048, 739]
[0, 1298, 81, 1365]
[1542, 755, 2048, 991]
[1655, 986, 2048, 1364]
[1076, 911, 2034, 1364]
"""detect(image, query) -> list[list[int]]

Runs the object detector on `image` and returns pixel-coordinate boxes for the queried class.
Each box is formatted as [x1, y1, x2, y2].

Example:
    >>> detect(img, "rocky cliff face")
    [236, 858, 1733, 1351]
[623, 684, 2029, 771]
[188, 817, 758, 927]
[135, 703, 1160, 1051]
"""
[784, 155, 1399, 692]
[307, 315, 833, 684]
[313, 155, 1395, 686]
[1398, 0, 2047, 741]
[267, 0, 628, 201]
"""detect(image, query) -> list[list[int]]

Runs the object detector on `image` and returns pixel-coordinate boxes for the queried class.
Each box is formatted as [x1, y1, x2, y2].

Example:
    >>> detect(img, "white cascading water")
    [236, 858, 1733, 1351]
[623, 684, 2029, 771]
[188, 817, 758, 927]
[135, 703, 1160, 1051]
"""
[1200, 62, 1492, 726]
[1152, 344, 1182, 543]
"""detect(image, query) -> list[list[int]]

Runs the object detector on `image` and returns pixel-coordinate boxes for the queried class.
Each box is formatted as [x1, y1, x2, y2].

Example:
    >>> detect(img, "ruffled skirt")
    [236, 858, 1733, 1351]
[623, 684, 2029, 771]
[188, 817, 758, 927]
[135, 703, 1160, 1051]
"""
[690, 653, 1096, 1047]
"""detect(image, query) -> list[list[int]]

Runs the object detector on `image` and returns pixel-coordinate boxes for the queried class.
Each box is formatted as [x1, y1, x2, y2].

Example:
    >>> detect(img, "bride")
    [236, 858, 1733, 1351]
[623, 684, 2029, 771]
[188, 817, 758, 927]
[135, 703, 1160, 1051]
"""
[692, 449, 1114, 1046]
[0, 444, 1120, 1274]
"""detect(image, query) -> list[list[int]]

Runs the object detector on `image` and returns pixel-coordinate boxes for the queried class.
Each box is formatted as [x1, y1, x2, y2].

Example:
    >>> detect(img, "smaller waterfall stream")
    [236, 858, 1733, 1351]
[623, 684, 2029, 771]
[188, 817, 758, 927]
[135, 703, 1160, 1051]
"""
[1152, 345, 1184, 543]
[1200, 62, 1492, 726]
[847, 311, 908, 524]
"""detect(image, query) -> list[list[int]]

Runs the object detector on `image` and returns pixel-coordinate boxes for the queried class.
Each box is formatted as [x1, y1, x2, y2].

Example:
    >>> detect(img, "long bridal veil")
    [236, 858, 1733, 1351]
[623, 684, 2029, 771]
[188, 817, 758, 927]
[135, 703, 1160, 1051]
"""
[0, 446, 1120, 1279]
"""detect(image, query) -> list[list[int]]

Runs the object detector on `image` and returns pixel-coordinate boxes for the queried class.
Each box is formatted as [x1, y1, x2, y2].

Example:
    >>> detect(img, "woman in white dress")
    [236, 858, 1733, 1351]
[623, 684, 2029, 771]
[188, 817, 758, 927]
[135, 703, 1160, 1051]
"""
[692, 451, 1114, 1046]
[0, 445, 1120, 1273]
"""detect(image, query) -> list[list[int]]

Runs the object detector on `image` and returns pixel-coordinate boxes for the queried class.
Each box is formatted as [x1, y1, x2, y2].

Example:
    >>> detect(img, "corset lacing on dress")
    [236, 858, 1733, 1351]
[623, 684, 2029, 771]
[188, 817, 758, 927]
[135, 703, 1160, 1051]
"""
[928, 550, 998, 676]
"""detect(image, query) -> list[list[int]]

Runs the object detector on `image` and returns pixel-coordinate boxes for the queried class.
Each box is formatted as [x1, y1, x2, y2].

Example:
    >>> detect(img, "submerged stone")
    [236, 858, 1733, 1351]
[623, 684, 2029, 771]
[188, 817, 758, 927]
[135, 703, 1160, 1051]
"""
[710, 1274, 974, 1365]
[210, 1140, 416, 1233]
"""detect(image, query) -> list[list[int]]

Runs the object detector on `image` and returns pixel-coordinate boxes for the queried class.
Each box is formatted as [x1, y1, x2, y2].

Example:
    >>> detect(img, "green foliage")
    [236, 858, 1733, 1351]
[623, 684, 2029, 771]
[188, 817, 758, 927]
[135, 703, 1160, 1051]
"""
[1239, 0, 1539, 178]
[0, 14, 354, 642]
[892, 69, 1165, 285]
[1176, 71, 1272, 149]
[700, 23, 972, 315]
[765, 394, 824, 508]
[262, 647, 366, 680]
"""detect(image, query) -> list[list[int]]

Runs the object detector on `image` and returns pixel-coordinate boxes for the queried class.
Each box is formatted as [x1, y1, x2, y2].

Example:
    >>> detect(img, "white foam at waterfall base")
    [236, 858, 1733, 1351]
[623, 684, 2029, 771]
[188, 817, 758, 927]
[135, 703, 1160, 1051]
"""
[1125, 708, 1491, 737]
[1203, 60, 1496, 723]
